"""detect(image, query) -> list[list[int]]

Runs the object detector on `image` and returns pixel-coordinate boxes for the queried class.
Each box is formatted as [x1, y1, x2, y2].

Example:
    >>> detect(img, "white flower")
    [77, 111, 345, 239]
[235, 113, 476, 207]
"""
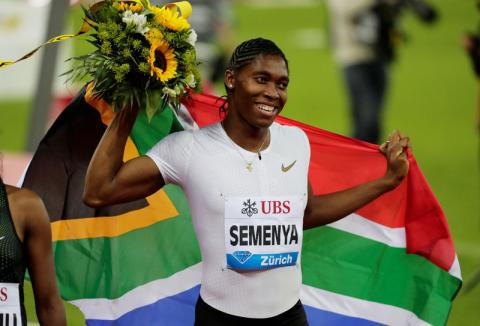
[122, 11, 149, 35]
[174, 85, 183, 96]
[163, 87, 177, 98]
[122, 10, 134, 22]
[185, 73, 196, 88]
[187, 29, 197, 46]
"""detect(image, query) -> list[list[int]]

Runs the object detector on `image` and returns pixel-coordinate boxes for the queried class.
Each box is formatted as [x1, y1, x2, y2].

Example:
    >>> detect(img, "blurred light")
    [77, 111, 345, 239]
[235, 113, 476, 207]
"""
[291, 28, 327, 50]
[27, 0, 51, 7]
[243, 0, 317, 8]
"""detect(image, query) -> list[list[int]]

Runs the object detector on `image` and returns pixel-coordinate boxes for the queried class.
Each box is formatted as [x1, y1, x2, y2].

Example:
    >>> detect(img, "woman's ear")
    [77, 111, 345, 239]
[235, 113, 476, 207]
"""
[224, 70, 235, 90]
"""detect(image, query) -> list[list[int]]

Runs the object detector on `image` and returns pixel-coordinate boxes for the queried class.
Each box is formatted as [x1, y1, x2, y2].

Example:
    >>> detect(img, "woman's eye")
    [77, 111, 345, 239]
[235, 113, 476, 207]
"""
[256, 77, 266, 83]
[278, 82, 288, 90]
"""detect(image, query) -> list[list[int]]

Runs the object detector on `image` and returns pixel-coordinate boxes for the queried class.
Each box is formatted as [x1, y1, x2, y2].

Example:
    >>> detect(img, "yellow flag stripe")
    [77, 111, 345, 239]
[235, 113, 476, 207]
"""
[51, 181, 179, 241]
[51, 94, 180, 241]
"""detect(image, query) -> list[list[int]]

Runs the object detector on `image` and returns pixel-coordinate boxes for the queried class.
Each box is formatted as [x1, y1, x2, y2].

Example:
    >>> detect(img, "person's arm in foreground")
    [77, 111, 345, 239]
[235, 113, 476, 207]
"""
[20, 189, 66, 325]
[304, 130, 410, 229]
[83, 105, 165, 207]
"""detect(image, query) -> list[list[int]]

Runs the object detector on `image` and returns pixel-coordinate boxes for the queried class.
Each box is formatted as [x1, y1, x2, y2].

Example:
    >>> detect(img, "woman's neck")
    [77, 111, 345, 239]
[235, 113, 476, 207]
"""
[222, 116, 270, 152]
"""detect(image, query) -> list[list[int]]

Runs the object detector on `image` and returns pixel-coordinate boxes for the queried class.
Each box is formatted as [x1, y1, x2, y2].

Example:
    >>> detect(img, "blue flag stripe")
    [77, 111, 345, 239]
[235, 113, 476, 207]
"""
[86, 285, 384, 326]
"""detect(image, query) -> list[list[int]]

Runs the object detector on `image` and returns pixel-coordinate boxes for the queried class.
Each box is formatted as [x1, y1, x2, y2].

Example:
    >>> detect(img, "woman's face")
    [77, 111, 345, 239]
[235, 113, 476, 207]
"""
[226, 54, 289, 129]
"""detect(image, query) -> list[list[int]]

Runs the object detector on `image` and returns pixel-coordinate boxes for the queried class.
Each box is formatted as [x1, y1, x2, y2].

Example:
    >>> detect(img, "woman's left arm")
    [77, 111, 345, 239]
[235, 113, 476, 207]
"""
[22, 190, 66, 326]
[304, 130, 410, 229]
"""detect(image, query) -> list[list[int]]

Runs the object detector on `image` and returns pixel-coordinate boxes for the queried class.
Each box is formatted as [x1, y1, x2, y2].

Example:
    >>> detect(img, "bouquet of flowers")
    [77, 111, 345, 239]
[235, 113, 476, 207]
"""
[67, 0, 201, 118]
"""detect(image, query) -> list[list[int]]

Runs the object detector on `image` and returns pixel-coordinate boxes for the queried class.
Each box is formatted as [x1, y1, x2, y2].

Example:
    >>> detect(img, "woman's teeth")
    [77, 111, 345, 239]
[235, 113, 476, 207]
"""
[257, 104, 275, 113]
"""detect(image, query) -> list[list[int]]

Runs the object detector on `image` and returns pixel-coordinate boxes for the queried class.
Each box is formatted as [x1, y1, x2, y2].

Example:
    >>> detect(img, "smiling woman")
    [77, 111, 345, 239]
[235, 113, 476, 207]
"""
[222, 39, 290, 152]
[83, 37, 411, 326]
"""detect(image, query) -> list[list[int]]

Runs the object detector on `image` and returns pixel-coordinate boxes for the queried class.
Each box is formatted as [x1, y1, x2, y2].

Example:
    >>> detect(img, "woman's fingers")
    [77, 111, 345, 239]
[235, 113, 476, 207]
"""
[379, 130, 412, 157]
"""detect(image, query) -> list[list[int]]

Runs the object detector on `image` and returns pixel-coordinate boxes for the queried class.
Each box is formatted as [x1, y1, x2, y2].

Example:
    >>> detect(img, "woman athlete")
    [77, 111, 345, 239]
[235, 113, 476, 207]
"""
[84, 38, 410, 325]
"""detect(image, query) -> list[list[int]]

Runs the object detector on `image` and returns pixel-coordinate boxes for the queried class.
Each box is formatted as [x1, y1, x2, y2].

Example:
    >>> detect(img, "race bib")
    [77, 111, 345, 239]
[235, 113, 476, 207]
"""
[0, 283, 22, 326]
[224, 196, 304, 270]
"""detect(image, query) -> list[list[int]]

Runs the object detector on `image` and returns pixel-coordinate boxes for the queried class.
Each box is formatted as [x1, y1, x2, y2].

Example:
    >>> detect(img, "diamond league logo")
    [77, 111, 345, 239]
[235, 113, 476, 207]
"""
[241, 199, 258, 217]
[232, 251, 253, 264]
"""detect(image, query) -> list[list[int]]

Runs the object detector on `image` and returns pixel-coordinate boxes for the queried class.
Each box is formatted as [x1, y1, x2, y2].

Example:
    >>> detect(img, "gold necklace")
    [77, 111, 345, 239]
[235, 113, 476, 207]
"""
[221, 122, 270, 172]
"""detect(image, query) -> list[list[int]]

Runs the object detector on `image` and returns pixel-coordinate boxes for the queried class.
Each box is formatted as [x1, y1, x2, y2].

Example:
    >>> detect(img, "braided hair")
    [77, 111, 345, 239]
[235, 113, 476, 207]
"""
[226, 38, 288, 73]
[220, 38, 288, 115]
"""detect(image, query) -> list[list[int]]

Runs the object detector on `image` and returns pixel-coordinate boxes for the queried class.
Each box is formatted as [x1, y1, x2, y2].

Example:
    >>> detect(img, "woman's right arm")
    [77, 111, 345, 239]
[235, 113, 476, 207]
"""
[83, 106, 165, 207]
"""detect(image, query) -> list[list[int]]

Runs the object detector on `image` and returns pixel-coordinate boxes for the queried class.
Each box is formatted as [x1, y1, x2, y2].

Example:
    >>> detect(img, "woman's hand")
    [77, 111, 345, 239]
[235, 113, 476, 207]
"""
[379, 130, 411, 189]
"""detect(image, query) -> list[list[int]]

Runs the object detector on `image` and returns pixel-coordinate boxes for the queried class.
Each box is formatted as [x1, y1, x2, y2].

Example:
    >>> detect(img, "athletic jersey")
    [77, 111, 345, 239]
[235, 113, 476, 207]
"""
[147, 122, 310, 318]
[0, 180, 27, 325]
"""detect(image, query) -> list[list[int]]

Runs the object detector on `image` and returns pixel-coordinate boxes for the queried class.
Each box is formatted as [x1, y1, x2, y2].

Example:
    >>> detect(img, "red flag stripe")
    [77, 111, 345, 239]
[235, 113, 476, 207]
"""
[183, 93, 456, 272]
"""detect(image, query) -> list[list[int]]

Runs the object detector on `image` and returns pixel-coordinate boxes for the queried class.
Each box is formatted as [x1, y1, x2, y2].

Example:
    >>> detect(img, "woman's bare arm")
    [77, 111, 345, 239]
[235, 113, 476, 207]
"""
[304, 130, 410, 229]
[83, 106, 165, 207]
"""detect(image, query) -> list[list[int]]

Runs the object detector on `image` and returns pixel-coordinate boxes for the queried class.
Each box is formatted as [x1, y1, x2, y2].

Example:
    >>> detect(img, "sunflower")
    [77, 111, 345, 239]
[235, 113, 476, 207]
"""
[148, 39, 177, 82]
[114, 1, 144, 13]
[151, 6, 190, 32]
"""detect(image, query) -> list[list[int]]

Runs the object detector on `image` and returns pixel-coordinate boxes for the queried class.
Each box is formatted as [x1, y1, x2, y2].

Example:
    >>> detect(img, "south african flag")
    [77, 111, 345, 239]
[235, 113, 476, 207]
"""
[23, 87, 461, 325]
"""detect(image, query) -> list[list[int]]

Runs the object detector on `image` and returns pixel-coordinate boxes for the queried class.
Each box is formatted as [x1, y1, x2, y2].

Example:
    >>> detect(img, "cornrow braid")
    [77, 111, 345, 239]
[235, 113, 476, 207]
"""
[226, 38, 289, 72]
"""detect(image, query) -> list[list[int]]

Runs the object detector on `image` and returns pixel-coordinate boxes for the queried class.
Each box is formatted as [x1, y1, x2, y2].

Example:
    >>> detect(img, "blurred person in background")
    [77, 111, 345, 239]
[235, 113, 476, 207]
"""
[325, 0, 437, 144]
[186, 0, 235, 93]
[461, 0, 480, 294]
[462, 0, 480, 134]
[0, 157, 66, 326]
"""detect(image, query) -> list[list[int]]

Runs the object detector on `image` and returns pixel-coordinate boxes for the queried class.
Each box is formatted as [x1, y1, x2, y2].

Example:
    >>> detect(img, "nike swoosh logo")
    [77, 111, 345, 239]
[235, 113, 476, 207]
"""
[0, 236, 5, 240]
[281, 160, 297, 172]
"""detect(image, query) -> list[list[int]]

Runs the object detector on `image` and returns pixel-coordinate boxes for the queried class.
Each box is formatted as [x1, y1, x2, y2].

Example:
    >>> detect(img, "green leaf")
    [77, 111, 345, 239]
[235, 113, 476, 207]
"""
[145, 88, 163, 122]
[140, 0, 151, 9]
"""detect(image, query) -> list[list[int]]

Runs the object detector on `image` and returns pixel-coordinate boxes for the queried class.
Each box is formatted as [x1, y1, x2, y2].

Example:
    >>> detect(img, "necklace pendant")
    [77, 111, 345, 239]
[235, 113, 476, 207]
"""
[246, 163, 253, 172]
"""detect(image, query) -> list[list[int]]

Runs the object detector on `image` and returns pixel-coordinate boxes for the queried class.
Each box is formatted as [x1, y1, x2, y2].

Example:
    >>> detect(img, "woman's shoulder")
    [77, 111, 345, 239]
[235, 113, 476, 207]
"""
[6, 185, 49, 239]
[273, 122, 308, 140]
[7, 186, 48, 221]
[160, 128, 195, 144]
[154, 122, 222, 148]
[7, 186, 41, 206]
[179, 122, 222, 141]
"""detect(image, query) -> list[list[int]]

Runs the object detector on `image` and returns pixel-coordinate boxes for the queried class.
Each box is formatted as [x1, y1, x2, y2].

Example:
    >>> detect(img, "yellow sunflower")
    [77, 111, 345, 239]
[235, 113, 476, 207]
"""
[148, 39, 177, 82]
[114, 1, 144, 13]
[151, 6, 190, 32]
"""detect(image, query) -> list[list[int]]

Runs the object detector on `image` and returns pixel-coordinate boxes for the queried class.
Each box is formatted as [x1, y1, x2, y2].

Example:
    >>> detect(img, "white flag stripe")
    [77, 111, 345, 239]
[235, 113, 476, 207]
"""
[329, 213, 406, 248]
[175, 103, 199, 131]
[448, 255, 462, 279]
[329, 213, 461, 279]
[70, 263, 202, 320]
[300, 284, 431, 326]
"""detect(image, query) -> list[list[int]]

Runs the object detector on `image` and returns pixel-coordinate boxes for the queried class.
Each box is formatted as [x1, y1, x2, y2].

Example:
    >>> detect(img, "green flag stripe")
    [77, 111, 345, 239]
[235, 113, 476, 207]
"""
[302, 227, 461, 326]
[131, 106, 184, 156]
[53, 185, 201, 300]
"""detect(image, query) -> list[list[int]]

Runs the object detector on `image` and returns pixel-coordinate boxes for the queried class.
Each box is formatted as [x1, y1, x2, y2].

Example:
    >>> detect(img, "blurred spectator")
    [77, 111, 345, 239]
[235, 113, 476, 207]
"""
[461, 0, 480, 295]
[325, 0, 437, 144]
[462, 0, 480, 133]
[188, 0, 235, 93]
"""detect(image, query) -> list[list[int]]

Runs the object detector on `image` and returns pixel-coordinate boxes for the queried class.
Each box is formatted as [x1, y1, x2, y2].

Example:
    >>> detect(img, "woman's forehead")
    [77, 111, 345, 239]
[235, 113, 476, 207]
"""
[240, 54, 289, 75]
